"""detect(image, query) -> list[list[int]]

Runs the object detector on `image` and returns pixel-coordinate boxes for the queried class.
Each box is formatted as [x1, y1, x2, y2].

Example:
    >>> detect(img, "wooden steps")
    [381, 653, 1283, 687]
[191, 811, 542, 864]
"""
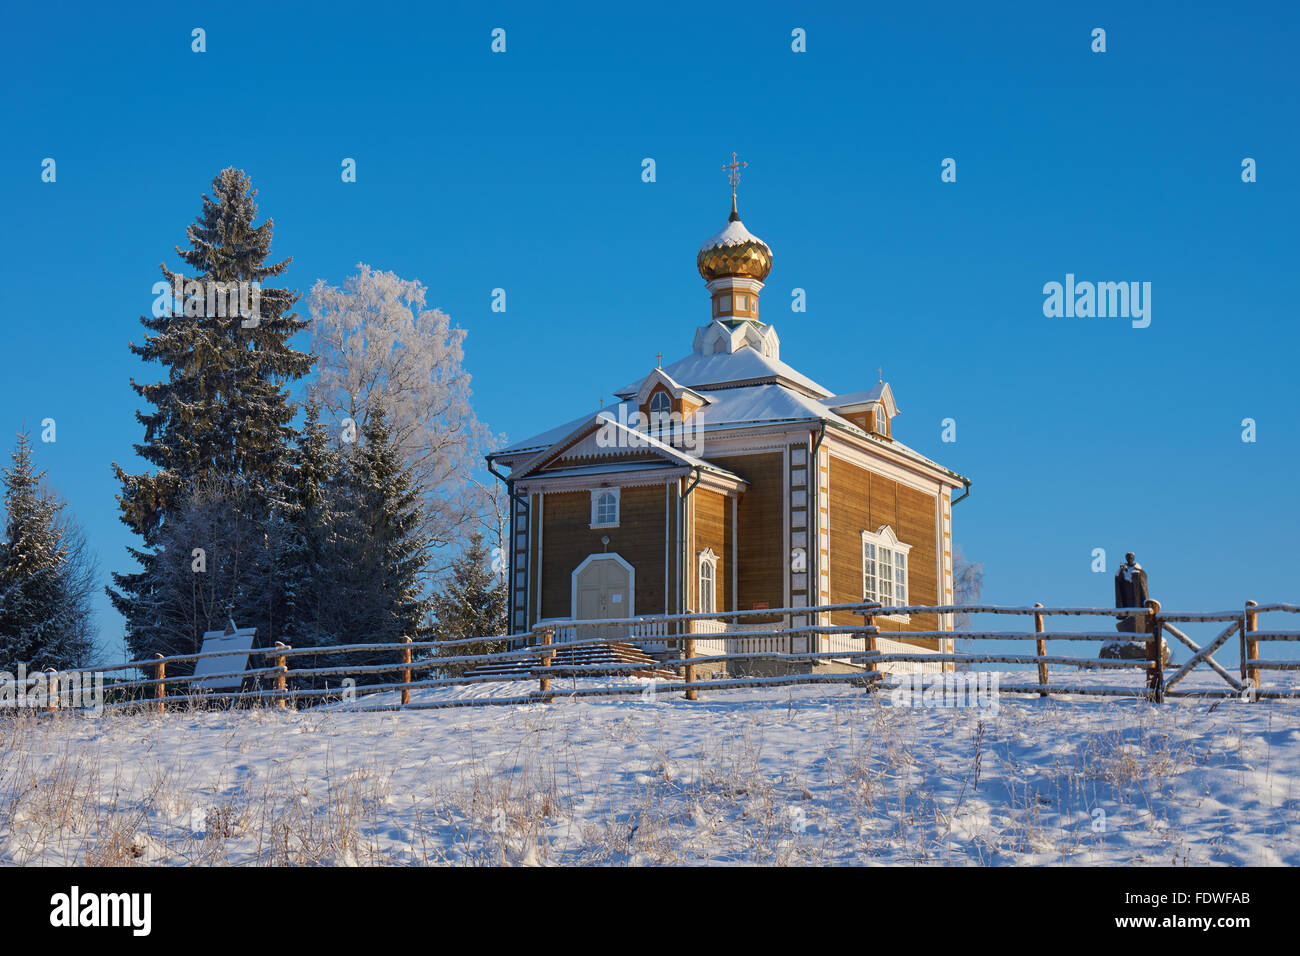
[466, 641, 677, 681]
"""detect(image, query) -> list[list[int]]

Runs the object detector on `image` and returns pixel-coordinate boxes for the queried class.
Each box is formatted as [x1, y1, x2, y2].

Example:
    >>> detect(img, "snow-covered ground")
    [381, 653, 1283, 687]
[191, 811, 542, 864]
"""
[3, 671, 1298, 865]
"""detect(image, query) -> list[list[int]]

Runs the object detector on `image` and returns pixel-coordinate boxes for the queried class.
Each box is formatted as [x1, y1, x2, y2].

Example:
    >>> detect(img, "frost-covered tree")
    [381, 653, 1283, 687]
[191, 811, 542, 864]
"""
[952, 546, 984, 630]
[0, 431, 98, 671]
[110, 168, 311, 659]
[951, 546, 984, 670]
[430, 532, 506, 673]
[307, 265, 493, 575]
[467, 477, 510, 583]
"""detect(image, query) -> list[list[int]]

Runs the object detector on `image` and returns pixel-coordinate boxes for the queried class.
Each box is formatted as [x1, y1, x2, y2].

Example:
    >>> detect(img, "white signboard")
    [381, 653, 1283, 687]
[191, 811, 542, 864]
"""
[191, 627, 259, 691]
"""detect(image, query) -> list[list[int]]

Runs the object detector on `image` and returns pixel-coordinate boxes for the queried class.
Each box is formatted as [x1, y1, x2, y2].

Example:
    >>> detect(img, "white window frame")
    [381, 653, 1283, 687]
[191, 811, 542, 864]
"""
[648, 390, 672, 438]
[874, 404, 887, 435]
[861, 525, 911, 622]
[590, 488, 620, 529]
[698, 548, 718, 614]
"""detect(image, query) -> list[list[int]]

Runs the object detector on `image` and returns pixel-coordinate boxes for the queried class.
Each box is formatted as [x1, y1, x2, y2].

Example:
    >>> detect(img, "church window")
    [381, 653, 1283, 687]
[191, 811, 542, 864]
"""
[649, 390, 672, 438]
[875, 405, 887, 435]
[862, 526, 911, 618]
[698, 549, 719, 614]
[591, 488, 620, 528]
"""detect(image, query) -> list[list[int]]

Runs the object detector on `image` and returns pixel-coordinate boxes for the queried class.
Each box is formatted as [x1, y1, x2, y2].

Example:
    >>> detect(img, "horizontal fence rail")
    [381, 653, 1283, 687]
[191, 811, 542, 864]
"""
[3, 600, 1297, 714]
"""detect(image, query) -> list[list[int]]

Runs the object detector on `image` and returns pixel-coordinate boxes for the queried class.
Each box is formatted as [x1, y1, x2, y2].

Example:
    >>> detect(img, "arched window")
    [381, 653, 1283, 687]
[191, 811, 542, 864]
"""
[591, 489, 620, 528]
[862, 526, 911, 620]
[649, 390, 672, 436]
[875, 405, 887, 435]
[698, 549, 718, 614]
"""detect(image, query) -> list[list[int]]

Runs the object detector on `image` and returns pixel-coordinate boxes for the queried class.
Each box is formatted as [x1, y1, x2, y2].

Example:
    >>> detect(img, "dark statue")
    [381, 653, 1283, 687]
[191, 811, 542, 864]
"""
[1100, 551, 1169, 667]
[1113, 552, 1150, 634]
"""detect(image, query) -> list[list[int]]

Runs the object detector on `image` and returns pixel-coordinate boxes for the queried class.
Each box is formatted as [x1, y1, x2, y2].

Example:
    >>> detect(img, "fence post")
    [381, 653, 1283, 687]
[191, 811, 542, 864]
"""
[1245, 600, 1259, 693]
[273, 642, 289, 708]
[538, 627, 553, 699]
[401, 636, 413, 706]
[859, 603, 880, 653]
[45, 668, 58, 713]
[857, 604, 880, 691]
[1033, 603, 1048, 696]
[153, 653, 166, 714]
[1146, 599, 1163, 702]
[684, 619, 698, 701]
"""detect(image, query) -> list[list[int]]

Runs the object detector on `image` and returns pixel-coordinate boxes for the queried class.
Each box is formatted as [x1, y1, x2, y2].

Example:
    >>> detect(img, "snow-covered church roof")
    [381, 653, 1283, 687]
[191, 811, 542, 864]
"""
[494, 337, 961, 482]
[488, 186, 966, 486]
[614, 346, 832, 402]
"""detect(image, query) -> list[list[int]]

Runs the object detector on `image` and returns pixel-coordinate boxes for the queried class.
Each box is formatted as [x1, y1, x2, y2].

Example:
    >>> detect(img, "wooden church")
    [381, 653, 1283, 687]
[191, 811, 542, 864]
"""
[486, 160, 970, 672]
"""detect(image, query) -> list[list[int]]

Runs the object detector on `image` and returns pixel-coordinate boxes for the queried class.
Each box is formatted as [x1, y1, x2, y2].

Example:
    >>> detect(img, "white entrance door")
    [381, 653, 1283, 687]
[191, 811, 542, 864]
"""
[573, 555, 633, 642]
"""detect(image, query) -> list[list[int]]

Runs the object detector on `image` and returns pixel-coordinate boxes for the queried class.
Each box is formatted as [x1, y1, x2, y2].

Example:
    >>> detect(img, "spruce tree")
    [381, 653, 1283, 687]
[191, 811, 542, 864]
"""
[430, 532, 507, 674]
[0, 431, 97, 671]
[327, 404, 432, 661]
[282, 401, 341, 649]
[110, 168, 311, 658]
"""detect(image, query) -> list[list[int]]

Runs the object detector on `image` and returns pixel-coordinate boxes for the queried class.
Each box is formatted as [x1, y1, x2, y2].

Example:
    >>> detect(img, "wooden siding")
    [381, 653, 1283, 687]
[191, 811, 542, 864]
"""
[841, 410, 890, 439]
[711, 452, 785, 614]
[827, 453, 941, 647]
[691, 487, 732, 613]
[536, 485, 670, 621]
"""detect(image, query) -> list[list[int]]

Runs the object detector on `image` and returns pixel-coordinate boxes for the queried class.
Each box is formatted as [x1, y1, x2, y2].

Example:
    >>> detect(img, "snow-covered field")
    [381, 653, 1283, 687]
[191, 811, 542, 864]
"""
[3, 673, 1298, 865]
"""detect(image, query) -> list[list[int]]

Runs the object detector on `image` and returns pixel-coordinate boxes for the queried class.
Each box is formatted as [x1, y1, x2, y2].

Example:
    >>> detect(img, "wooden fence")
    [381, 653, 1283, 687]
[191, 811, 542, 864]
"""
[3, 599, 1298, 714]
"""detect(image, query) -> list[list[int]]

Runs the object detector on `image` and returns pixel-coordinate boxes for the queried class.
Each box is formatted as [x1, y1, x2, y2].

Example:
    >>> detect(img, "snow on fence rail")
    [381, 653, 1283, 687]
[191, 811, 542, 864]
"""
[3, 600, 1297, 713]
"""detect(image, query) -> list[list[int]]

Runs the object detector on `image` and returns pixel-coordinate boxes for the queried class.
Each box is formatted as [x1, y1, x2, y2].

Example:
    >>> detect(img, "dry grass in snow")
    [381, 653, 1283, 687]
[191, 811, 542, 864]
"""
[2, 678, 1298, 866]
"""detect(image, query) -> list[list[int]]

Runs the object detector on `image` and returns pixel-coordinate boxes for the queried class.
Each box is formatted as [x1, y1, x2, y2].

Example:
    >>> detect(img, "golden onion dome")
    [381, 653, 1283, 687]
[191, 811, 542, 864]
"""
[697, 198, 773, 282]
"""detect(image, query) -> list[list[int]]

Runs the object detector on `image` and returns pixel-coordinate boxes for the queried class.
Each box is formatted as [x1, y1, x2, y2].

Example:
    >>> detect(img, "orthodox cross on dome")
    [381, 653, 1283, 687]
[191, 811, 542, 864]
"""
[722, 152, 747, 219]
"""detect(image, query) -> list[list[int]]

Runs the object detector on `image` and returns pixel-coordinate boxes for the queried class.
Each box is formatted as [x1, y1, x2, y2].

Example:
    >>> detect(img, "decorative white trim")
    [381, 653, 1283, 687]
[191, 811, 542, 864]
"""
[570, 552, 635, 620]
[731, 496, 738, 612]
[831, 387, 898, 417]
[827, 444, 944, 497]
[634, 367, 710, 410]
[698, 548, 719, 614]
[705, 276, 765, 295]
[590, 487, 620, 529]
[861, 525, 912, 623]
[519, 466, 692, 495]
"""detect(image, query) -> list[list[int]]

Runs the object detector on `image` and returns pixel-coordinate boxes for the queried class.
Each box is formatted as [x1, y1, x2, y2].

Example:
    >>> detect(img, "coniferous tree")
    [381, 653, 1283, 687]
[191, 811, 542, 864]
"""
[0, 431, 97, 671]
[430, 532, 507, 674]
[282, 401, 341, 650]
[110, 168, 311, 659]
[147, 477, 290, 666]
[325, 404, 432, 664]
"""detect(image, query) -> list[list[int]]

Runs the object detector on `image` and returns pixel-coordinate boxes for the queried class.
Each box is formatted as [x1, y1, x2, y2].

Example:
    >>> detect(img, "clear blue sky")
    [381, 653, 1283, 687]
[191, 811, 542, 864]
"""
[1, 1, 1296, 664]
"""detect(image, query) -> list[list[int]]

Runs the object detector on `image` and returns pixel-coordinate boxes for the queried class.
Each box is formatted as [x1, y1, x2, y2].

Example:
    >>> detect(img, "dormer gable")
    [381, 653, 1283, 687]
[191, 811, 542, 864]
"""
[830, 382, 899, 439]
[634, 367, 710, 423]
